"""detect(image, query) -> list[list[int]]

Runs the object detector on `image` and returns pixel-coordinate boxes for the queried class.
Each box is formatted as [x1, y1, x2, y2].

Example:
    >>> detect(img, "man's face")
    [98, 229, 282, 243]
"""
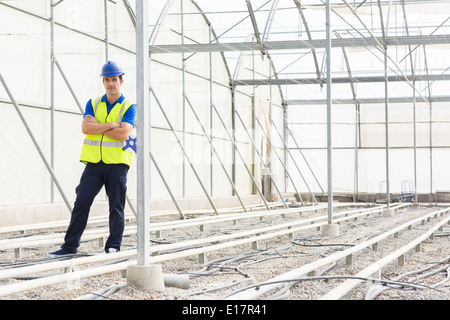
[103, 76, 123, 95]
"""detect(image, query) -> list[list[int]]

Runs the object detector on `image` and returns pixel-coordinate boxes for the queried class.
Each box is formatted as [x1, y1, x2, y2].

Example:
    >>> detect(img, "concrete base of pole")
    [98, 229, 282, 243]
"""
[126, 264, 165, 291]
[321, 223, 339, 237]
[382, 208, 394, 217]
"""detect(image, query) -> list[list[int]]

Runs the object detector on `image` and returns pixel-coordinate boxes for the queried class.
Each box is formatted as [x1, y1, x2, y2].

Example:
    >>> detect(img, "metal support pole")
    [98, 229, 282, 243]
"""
[380, 0, 391, 207]
[326, 0, 333, 224]
[104, 0, 109, 62]
[50, 0, 55, 203]
[135, 0, 150, 266]
[384, 52, 391, 207]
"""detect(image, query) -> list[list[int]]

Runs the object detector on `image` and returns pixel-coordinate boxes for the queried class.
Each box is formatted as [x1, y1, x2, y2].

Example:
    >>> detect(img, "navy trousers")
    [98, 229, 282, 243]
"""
[62, 162, 129, 252]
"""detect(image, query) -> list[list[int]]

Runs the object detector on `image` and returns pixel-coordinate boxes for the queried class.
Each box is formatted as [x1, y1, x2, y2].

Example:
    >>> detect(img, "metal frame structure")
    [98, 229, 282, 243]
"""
[146, 0, 450, 222]
[3, 0, 450, 224]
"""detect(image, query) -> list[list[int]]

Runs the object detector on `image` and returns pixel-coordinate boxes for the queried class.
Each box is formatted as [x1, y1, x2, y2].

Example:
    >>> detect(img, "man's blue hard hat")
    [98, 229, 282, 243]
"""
[100, 60, 124, 77]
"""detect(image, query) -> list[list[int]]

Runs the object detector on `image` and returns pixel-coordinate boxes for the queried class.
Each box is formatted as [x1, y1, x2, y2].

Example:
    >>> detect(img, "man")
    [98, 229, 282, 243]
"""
[48, 60, 136, 257]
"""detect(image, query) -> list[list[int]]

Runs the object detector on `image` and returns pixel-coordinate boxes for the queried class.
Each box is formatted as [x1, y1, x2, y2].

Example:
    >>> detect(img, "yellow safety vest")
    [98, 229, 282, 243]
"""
[80, 96, 134, 167]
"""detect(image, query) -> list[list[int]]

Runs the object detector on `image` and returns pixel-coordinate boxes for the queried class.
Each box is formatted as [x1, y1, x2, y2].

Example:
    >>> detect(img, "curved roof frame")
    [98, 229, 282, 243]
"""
[147, 0, 450, 105]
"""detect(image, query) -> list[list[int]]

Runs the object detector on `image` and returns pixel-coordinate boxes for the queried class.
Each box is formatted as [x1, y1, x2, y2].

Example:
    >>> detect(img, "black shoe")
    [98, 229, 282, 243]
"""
[47, 246, 77, 258]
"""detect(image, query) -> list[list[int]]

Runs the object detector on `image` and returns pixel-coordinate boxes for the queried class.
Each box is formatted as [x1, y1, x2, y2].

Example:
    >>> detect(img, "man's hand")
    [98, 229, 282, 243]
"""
[82, 115, 120, 135]
[83, 115, 99, 124]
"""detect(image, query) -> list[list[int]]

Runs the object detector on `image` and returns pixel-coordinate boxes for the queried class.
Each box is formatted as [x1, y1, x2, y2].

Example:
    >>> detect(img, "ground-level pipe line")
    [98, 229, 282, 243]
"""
[211, 103, 270, 210]
[319, 213, 450, 300]
[184, 94, 247, 213]
[150, 203, 393, 234]
[148, 203, 326, 229]
[221, 275, 444, 300]
[145, 206, 395, 258]
[0, 203, 329, 252]
[0, 228, 137, 252]
[0, 212, 377, 297]
[150, 86, 219, 215]
[234, 108, 288, 207]
[0, 200, 364, 237]
[270, 118, 316, 203]
[0, 204, 398, 283]
[0, 204, 432, 298]
[0, 201, 282, 235]
[0, 73, 73, 213]
[0, 213, 136, 235]
[0, 201, 322, 240]
[0, 203, 390, 255]
[0, 204, 427, 297]
[365, 255, 450, 300]
[254, 115, 304, 204]
[0, 203, 378, 253]
[0, 204, 375, 276]
[223, 206, 450, 299]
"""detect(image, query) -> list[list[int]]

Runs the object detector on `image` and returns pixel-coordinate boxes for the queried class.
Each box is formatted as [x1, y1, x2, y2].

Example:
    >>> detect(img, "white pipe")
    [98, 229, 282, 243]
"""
[0, 203, 420, 297]
[319, 214, 450, 300]
[224, 207, 449, 300]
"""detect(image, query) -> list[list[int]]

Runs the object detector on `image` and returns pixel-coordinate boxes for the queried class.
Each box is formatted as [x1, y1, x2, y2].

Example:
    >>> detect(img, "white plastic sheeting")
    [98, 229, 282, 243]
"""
[2, 0, 450, 211]
[0, 0, 135, 206]
[0, 0, 282, 210]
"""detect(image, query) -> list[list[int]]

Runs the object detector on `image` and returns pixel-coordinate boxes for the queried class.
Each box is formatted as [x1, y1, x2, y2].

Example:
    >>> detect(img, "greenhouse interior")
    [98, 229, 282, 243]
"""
[2, 0, 450, 225]
[1, 0, 450, 302]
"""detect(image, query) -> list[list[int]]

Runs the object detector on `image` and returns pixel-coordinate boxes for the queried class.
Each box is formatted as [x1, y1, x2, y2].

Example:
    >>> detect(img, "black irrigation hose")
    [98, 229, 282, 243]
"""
[219, 275, 446, 300]
[0, 253, 92, 269]
[291, 239, 355, 247]
[11, 257, 134, 280]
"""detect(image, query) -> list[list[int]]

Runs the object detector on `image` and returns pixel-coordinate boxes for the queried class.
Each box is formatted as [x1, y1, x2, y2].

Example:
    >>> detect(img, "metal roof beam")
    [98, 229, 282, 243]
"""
[149, 34, 450, 54]
[285, 95, 450, 105]
[233, 73, 450, 86]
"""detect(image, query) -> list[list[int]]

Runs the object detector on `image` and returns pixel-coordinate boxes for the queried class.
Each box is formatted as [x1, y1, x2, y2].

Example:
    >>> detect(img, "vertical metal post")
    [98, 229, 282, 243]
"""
[326, 0, 333, 224]
[135, 0, 150, 266]
[209, 23, 214, 195]
[181, 0, 186, 197]
[384, 48, 390, 207]
[104, 0, 109, 62]
[383, 1, 391, 207]
[50, 0, 55, 202]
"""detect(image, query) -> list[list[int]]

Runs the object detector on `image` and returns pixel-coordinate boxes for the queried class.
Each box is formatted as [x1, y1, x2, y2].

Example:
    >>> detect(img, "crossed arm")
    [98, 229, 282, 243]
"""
[82, 115, 133, 142]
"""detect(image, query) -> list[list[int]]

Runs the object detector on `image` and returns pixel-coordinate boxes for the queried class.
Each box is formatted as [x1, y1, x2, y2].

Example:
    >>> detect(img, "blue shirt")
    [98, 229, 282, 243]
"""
[84, 94, 136, 127]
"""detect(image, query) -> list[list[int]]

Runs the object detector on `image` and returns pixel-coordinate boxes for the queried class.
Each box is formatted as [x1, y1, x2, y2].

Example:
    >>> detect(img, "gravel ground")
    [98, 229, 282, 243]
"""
[0, 204, 449, 301]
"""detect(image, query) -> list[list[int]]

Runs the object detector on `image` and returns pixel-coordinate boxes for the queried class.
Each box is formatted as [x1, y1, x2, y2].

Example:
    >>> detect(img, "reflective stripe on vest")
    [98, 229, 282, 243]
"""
[80, 96, 134, 166]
